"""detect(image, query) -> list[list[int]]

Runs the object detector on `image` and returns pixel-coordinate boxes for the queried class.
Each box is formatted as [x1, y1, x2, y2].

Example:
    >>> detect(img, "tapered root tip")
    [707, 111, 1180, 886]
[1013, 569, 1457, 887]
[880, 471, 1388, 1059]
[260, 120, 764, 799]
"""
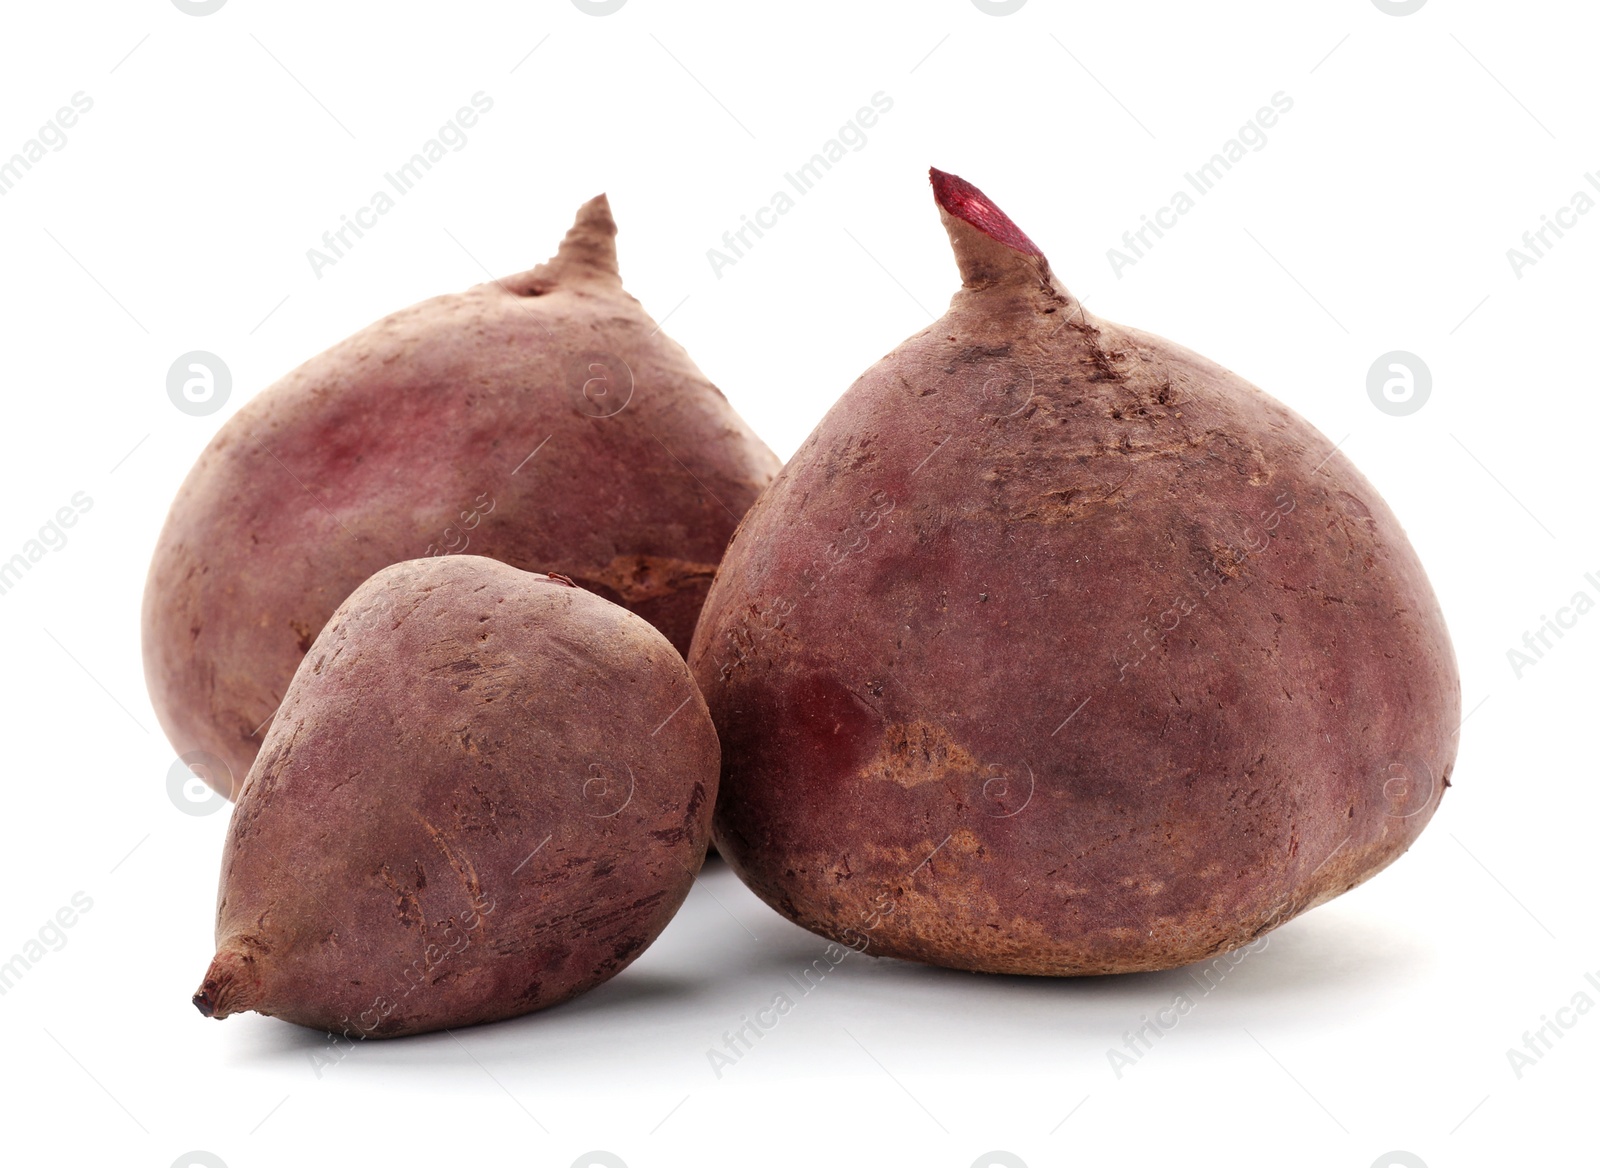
[501, 193, 622, 294]
[192, 945, 260, 1021]
[929, 169, 1043, 258]
[554, 193, 620, 277]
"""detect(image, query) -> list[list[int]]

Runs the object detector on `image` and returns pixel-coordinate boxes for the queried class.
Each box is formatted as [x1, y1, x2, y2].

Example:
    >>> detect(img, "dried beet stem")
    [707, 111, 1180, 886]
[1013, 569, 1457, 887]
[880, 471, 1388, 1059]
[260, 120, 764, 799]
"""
[503, 192, 621, 294]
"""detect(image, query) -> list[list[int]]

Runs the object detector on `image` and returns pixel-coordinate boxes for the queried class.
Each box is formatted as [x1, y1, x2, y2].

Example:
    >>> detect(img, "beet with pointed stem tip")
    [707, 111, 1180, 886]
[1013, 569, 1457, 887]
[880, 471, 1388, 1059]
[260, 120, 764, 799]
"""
[687, 169, 1459, 975]
[144, 195, 778, 799]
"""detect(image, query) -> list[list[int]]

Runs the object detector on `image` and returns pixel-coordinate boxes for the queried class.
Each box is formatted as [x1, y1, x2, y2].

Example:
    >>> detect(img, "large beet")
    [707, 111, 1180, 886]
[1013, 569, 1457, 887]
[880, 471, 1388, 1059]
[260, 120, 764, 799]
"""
[145, 195, 777, 797]
[688, 169, 1459, 975]
[193, 556, 718, 1036]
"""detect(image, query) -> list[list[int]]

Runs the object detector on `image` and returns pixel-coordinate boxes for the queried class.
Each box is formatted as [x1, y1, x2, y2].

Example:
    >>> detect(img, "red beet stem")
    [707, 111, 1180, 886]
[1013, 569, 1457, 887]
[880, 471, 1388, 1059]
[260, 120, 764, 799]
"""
[929, 169, 1043, 258]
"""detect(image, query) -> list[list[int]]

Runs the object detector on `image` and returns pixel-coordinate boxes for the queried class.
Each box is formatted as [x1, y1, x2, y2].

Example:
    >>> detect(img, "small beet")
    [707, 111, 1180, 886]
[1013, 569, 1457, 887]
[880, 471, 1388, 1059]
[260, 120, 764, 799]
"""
[194, 555, 717, 1036]
[688, 169, 1459, 975]
[144, 195, 777, 798]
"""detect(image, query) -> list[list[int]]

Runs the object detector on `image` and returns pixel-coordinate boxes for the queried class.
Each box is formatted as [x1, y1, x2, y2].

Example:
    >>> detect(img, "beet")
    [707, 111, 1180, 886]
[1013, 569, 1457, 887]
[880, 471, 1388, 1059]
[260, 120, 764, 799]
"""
[193, 556, 718, 1035]
[687, 169, 1459, 975]
[144, 195, 777, 798]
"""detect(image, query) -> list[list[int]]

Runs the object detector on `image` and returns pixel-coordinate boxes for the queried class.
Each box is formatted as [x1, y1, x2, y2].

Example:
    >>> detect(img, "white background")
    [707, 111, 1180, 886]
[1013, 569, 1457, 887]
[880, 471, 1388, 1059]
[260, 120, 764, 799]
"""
[0, 2, 1593, 1166]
